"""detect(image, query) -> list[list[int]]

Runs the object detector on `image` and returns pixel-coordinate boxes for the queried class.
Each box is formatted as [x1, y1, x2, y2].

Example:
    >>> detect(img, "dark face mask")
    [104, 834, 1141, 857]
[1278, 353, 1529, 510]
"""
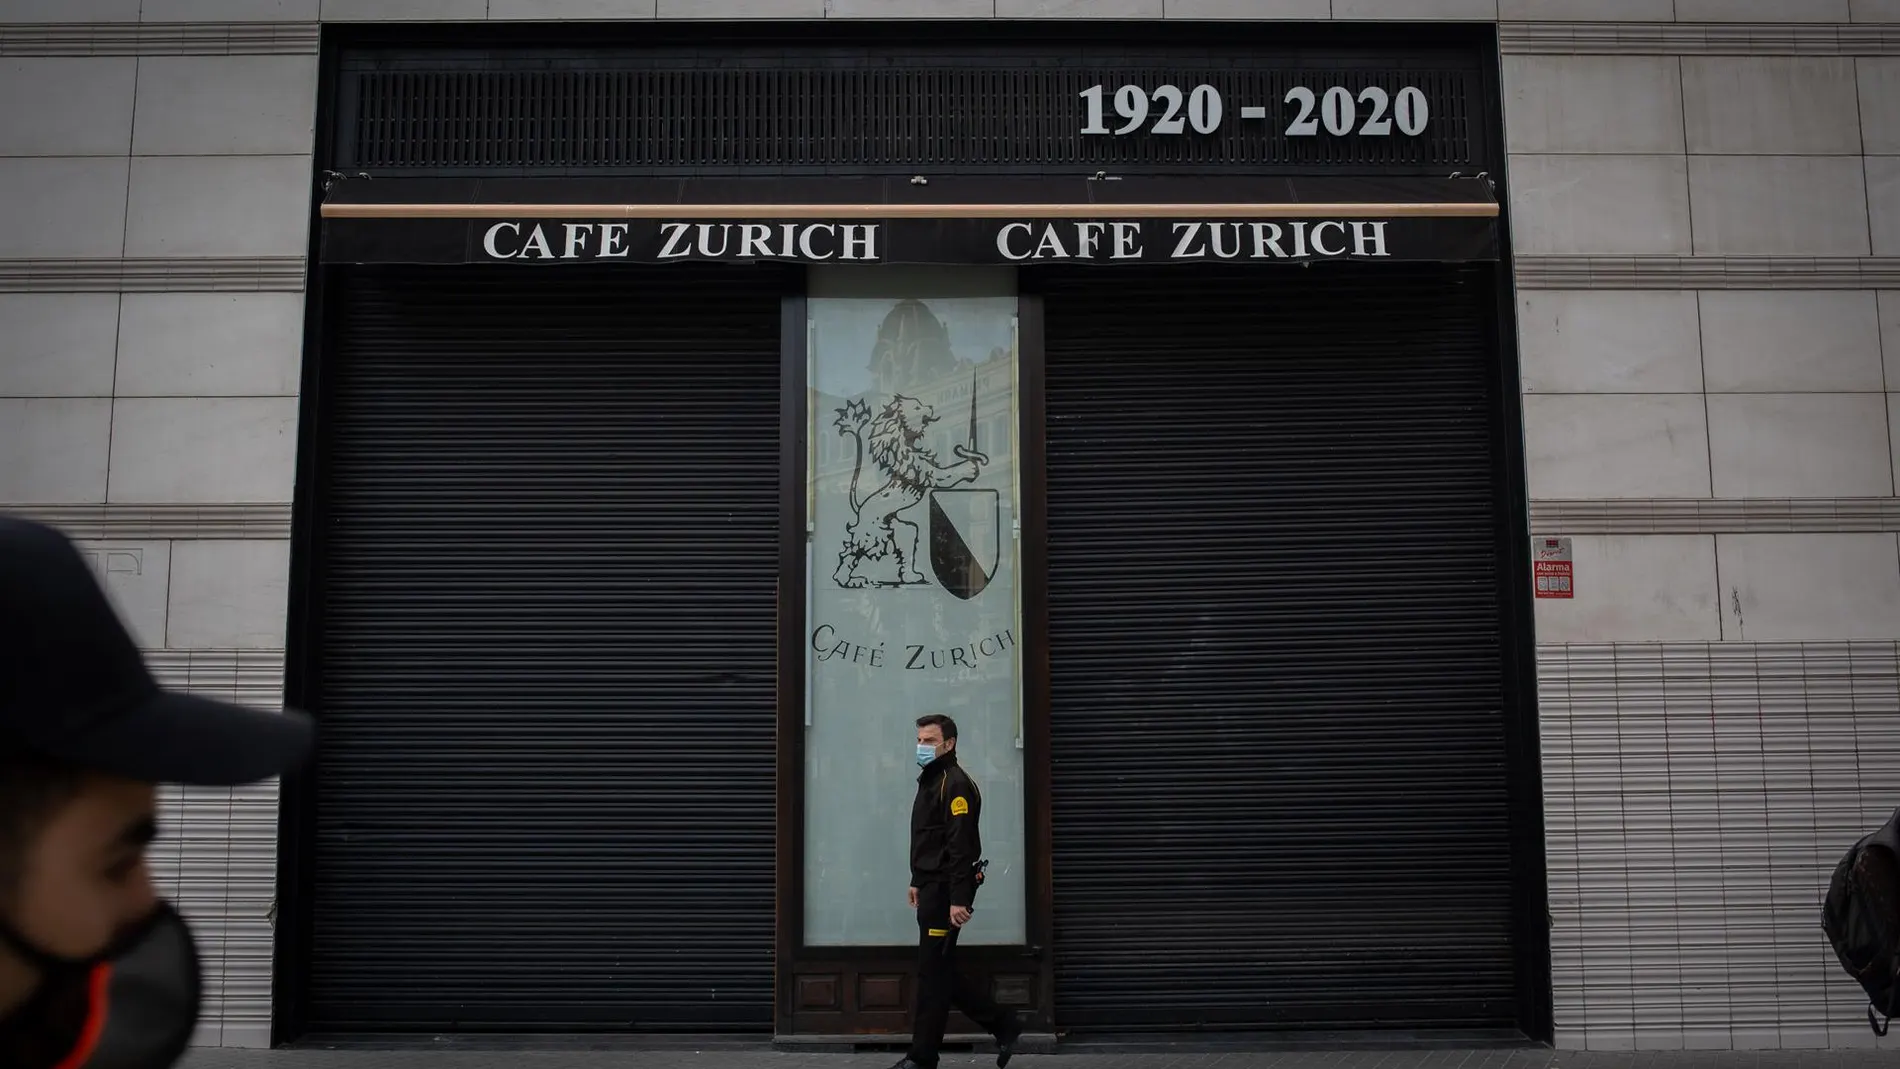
[0, 900, 201, 1069]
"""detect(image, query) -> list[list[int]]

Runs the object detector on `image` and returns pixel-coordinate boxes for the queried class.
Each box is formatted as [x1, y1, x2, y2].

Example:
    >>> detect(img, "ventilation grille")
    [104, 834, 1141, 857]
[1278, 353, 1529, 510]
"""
[340, 62, 1484, 175]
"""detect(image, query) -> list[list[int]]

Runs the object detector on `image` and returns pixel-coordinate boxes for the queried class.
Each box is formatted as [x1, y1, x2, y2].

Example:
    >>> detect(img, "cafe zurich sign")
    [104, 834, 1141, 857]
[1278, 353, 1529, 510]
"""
[472, 218, 1420, 264]
[317, 176, 1502, 266]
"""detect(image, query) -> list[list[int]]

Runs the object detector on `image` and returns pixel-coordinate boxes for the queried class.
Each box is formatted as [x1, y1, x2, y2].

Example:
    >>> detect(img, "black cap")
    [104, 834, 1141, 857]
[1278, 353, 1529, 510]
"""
[0, 515, 312, 785]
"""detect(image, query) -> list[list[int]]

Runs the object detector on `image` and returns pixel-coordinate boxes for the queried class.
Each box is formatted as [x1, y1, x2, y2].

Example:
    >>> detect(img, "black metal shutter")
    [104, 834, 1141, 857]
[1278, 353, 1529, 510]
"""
[1040, 265, 1518, 1032]
[307, 265, 785, 1032]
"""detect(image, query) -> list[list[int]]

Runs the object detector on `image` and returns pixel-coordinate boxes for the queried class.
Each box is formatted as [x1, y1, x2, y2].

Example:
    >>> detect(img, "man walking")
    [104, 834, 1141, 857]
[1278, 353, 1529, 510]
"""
[0, 516, 313, 1068]
[894, 713, 1020, 1069]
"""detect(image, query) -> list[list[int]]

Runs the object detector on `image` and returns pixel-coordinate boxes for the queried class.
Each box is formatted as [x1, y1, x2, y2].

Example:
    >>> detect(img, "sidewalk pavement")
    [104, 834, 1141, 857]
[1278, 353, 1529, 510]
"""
[178, 1048, 1900, 1069]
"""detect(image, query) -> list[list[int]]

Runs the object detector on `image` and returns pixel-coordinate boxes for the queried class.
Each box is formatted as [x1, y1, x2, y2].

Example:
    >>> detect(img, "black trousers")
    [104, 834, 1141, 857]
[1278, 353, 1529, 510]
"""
[908, 881, 1009, 1066]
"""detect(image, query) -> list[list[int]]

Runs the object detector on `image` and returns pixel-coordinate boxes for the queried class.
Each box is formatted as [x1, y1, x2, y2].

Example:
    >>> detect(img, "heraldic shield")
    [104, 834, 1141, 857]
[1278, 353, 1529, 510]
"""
[928, 488, 1000, 601]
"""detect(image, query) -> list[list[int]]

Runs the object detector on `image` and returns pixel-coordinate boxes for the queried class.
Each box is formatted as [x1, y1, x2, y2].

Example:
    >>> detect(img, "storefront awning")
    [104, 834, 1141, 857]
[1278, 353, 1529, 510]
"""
[319, 175, 1500, 267]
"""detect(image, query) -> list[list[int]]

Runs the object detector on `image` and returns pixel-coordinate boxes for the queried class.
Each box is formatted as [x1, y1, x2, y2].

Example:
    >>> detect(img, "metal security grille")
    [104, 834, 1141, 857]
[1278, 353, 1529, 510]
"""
[337, 56, 1483, 175]
[1038, 264, 1520, 1032]
[1537, 642, 1900, 1048]
[305, 264, 786, 1032]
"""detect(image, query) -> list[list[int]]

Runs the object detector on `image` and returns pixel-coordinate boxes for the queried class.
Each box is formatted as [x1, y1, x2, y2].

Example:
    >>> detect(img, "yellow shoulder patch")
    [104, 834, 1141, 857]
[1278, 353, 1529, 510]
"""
[950, 796, 970, 816]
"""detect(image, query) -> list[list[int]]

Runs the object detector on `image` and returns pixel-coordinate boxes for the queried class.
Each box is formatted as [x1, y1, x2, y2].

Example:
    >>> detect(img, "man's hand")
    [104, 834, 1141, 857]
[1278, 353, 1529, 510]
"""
[908, 886, 919, 909]
[950, 905, 972, 927]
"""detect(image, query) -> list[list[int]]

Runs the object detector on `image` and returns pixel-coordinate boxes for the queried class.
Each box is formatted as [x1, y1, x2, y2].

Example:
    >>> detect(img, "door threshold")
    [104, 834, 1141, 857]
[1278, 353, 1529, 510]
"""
[292, 1034, 772, 1052]
[773, 1031, 1059, 1055]
[1055, 1029, 1535, 1052]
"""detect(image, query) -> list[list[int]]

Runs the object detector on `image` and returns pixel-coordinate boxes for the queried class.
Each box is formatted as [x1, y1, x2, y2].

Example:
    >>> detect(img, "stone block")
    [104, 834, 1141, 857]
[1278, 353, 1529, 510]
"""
[1522, 394, 1711, 499]
[1699, 291, 1884, 393]
[1689, 155, 1869, 257]
[1870, 156, 1900, 255]
[1531, 535, 1721, 644]
[1882, 291, 1900, 389]
[0, 59, 137, 157]
[1509, 154, 1692, 256]
[1707, 393, 1892, 498]
[1516, 291, 1703, 394]
[0, 398, 111, 504]
[114, 294, 307, 398]
[0, 157, 128, 259]
[133, 56, 319, 157]
[1333, 0, 1496, 16]
[1857, 59, 1900, 154]
[124, 155, 311, 258]
[994, 0, 1157, 14]
[1504, 56, 1683, 155]
[1716, 534, 1900, 641]
[319, 0, 486, 17]
[488, 0, 657, 14]
[141, 0, 316, 17]
[1891, 395, 1900, 502]
[75, 540, 170, 650]
[1166, 0, 1329, 14]
[0, 294, 119, 398]
[0, 0, 138, 19]
[1500, 0, 1671, 17]
[1676, 0, 1849, 18]
[166, 541, 290, 650]
[1682, 58, 1861, 156]
[106, 397, 298, 504]
[656, 0, 826, 13]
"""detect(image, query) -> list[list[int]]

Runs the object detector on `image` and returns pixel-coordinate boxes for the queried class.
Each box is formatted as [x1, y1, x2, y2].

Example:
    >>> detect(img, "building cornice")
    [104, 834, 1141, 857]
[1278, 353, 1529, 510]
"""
[0, 21, 318, 57]
[1514, 255, 1900, 290]
[1531, 498, 1900, 536]
[4, 20, 1899, 59]
[0, 258, 307, 294]
[1502, 22, 1900, 55]
[0, 20, 317, 55]
[1504, 20, 1892, 56]
[12, 503, 294, 541]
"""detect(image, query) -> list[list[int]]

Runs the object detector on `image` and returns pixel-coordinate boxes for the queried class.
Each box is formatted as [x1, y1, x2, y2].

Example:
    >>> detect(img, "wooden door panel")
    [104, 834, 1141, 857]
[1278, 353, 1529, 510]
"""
[787, 951, 1045, 1035]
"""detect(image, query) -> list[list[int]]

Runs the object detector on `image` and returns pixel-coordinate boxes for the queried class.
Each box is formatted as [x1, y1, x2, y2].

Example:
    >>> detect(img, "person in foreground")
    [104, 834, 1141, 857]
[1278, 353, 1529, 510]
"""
[893, 713, 1021, 1069]
[0, 515, 314, 1069]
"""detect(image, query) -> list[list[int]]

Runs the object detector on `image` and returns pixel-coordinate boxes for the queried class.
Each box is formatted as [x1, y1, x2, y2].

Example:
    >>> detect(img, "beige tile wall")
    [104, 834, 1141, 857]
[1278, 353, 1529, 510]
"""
[0, 19, 314, 1048]
[1507, 32, 1900, 1054]
[1510, 49, 1899, 649]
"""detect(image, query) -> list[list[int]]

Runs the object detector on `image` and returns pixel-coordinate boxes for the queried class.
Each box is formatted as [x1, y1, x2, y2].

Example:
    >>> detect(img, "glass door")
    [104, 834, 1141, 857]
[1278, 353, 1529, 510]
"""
[801, 265, 1028, 952]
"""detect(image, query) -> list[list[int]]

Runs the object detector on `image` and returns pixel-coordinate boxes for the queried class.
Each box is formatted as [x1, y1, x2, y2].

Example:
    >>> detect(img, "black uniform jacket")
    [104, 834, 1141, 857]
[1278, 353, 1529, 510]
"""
[910, 750, 983, 908]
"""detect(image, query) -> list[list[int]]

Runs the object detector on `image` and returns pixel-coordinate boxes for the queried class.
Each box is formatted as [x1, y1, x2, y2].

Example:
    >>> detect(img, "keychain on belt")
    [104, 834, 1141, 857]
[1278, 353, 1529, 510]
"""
[943, 859, 992, 954]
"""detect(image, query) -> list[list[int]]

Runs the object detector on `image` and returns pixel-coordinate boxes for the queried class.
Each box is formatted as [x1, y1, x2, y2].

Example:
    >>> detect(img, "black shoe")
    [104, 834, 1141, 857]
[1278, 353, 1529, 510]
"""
[994, 1012, 1022, 1068]
[886, 1060, 929, 1069]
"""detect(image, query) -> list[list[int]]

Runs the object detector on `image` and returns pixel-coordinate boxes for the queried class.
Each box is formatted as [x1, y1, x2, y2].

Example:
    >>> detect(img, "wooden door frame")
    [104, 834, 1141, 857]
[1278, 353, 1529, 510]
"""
[773, 275, 1056, 1038]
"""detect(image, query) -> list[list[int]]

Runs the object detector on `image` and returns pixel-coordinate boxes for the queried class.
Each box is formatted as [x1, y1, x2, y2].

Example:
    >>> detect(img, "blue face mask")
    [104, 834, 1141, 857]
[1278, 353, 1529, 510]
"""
[916, 742, 937, 768]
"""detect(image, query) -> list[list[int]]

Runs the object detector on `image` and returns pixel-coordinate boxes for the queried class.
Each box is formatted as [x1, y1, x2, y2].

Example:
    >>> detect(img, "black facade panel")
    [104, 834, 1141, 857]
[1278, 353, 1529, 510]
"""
[306, 265, 785, 1031]
[333, 43, 1490, 177]
[1040, 264, 1518, 1031]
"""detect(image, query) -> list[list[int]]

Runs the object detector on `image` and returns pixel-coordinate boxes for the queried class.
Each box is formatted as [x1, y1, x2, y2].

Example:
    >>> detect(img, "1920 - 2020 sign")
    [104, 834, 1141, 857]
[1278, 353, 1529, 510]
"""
[1078, 82, 1433, 139]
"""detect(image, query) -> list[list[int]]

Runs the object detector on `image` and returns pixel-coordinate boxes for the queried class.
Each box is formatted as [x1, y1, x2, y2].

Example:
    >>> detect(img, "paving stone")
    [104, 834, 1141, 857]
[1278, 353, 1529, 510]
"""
[176, 1048, 1900, 1069]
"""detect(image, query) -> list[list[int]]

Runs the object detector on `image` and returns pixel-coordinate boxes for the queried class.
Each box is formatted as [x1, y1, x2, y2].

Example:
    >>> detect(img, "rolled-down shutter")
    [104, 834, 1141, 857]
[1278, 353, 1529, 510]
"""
[1039, 264, 1520, 1032]
[307, 265, 786, 1031]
